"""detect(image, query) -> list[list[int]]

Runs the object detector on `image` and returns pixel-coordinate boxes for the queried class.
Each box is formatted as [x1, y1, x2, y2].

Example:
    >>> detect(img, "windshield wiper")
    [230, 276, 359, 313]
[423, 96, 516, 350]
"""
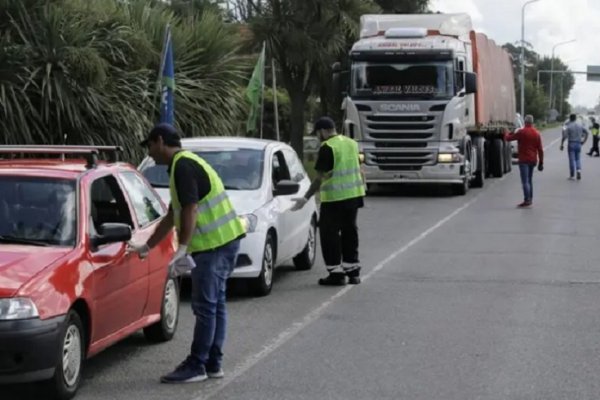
[0, 235, 50, 247]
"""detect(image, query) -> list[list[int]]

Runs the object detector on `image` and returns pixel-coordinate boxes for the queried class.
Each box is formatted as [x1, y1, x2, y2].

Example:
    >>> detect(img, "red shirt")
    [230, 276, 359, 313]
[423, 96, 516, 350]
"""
[505, 125, 544, 164]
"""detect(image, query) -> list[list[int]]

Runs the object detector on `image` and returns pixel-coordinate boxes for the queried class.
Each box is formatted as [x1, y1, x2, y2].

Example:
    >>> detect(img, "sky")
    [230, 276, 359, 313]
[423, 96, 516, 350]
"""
[430, 0, 600, 108]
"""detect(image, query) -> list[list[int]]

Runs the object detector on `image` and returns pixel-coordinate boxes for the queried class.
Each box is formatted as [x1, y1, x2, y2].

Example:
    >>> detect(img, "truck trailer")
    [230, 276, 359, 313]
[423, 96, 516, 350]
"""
[333, 13, 517, 195]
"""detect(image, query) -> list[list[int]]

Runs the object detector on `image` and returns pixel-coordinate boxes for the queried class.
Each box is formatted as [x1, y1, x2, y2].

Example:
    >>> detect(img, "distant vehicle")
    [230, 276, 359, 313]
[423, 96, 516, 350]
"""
[0, 146, 179, 400]
[333, 13, 517, 195]
[139, 137, 318, 296]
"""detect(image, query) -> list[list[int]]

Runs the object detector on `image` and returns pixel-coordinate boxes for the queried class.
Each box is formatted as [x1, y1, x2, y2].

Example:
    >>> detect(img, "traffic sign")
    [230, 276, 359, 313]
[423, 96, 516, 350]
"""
[587, 65, 600, 82]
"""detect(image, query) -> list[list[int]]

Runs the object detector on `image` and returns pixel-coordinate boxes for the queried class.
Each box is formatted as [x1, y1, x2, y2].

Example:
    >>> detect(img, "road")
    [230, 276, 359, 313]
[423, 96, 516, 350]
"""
[8, 126, 600, 400]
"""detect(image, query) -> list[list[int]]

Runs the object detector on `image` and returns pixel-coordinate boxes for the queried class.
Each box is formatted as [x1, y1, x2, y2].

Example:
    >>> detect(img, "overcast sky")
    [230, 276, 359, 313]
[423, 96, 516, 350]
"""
[430, 0, 600, 108]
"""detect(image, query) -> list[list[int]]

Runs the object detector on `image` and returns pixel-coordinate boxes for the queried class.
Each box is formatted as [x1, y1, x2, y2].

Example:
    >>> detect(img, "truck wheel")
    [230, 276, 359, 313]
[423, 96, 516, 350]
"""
[452, 177, 469, 195]
[504, 141, 512, 173]
[489, 138, 504, 178]
[471, 137, 485, 188]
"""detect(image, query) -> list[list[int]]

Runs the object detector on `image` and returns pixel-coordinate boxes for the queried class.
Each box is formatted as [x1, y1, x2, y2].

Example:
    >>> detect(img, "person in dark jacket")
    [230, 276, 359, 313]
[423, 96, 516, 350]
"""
[586, 117, 599, 157]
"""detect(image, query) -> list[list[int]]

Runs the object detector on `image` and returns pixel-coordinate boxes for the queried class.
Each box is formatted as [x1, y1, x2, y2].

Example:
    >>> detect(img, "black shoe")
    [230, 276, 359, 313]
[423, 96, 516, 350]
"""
[318, 272, 346, 286]
[345, 267, 361, 285]
[577, 171, 581, 180]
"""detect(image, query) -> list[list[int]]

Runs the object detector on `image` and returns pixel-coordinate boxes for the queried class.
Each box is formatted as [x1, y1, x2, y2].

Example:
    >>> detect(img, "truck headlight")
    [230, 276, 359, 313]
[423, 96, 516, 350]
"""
[0, 298, 39, 320]
[241, 214, 258, 233]
[437, 153, 463, 163]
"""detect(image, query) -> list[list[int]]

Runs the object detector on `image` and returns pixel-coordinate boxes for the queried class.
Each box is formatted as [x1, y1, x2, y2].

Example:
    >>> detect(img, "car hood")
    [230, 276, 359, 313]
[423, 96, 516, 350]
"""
[0, 246, 70, 297]
[154, 187, 266, 216]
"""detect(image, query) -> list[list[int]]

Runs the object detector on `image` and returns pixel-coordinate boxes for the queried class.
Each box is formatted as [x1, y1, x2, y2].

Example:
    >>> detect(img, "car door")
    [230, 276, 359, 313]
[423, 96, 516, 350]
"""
[117, 170, 171, 318]
[87, 174, 149, 342]
[269, 148, 297, 261]
[281, 147, 312, 255]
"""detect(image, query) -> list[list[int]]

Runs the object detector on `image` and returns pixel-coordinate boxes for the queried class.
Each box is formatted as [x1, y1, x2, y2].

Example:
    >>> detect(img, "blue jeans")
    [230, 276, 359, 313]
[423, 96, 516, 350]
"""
[568, 142, 582, 177]
[190, 239, 240, 370]
[518, 163, 535, 202]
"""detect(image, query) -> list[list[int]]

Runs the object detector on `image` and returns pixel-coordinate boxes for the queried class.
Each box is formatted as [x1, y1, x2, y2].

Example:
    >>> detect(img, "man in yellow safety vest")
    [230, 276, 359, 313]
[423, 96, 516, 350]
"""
[129, 123, 246, 384]
[292, 117, 366, 286]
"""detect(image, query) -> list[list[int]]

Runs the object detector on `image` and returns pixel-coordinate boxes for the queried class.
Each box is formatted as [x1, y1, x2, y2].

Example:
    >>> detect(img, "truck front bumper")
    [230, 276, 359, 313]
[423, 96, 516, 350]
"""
[363, 163, 465, 184]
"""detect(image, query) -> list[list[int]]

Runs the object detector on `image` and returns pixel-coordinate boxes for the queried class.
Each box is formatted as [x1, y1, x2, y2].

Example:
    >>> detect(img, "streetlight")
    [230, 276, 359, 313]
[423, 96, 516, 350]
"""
[549, 39, 576, 112]
[520, 0, 541, 117]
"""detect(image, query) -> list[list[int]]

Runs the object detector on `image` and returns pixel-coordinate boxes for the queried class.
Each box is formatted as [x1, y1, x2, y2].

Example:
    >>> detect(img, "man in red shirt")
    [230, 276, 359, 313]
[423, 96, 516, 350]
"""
[505, 114, 544, 208]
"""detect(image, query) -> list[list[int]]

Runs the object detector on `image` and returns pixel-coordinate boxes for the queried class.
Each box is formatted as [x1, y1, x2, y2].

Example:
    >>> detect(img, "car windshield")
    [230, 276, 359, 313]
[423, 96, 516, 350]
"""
[142, 148, 264, 191]
[351, 60, 454, 99]
[0, 177, 77, 247]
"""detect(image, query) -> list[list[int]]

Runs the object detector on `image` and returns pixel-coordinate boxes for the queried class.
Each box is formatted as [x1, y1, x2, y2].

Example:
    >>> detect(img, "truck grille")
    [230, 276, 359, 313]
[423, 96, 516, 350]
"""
[361, 110, 441, 171]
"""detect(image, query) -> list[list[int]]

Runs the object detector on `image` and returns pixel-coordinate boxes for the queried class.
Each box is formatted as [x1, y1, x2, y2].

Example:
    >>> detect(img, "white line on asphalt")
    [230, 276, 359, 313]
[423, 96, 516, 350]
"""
[193, 192, 487, 400]
[192, 127, 562, 400]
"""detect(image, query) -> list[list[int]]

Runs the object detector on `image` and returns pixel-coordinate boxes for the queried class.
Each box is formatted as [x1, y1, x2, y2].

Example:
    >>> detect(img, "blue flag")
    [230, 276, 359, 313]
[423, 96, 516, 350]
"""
[159, 28, 175, 125]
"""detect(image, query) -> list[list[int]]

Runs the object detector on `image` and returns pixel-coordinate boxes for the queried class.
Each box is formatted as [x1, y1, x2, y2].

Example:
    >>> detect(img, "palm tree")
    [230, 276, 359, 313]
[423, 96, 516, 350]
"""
[0, 0, 248, 160]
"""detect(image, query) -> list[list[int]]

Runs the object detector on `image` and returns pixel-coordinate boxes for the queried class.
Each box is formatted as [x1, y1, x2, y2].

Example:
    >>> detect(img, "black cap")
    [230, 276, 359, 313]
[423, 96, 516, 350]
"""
[140, 123, 182, 147]
[311, 116, 336, 135]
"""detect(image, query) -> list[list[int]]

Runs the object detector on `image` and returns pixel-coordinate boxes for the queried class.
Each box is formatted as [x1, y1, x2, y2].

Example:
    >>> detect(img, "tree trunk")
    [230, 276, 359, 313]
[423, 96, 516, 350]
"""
[289, 90, 307, 160]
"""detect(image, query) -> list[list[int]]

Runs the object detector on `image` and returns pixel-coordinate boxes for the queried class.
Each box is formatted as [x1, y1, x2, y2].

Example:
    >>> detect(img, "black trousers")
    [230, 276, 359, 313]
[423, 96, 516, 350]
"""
[319, 204, 359, 268]
[588, 136, 599, 155]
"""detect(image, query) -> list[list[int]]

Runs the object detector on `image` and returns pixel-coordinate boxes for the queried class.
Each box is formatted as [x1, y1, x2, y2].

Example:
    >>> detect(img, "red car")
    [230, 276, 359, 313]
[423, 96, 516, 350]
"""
[0, 146, 179, 400]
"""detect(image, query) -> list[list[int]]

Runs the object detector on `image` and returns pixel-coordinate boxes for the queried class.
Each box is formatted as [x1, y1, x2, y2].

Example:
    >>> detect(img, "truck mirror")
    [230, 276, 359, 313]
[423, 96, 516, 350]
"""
[465, 72, 477, 94]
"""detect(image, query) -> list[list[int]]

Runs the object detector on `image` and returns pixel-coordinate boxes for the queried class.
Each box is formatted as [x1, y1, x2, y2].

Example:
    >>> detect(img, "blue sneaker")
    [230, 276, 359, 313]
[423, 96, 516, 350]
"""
[160, 357, 208, 384]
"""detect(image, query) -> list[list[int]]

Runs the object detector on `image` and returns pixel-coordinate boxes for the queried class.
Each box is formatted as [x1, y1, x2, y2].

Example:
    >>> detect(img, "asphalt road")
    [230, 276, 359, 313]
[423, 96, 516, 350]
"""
[8, 126, 600, 400]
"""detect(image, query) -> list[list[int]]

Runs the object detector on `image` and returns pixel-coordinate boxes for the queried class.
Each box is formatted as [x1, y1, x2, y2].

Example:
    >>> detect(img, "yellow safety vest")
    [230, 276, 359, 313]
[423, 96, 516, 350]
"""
[169, 151, 246, 253]
[320, 135, 366, 203]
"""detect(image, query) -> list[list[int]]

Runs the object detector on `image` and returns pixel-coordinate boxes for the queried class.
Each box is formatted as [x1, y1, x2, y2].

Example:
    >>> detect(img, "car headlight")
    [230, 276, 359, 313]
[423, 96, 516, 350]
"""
[0, 298, 39, 320]
[241, 214, 258, 233]
[437, 153, 463, 163]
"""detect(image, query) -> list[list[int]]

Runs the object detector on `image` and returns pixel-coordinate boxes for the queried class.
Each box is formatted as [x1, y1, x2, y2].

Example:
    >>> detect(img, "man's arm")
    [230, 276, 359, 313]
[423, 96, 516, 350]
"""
[303, 171, 331, 200]
[504, 129, 520, 142]
[537, 135, 544, 165]
[582, 127, 589, 144]
[147, 207, 175, 248]
[177, 204, 197, 246]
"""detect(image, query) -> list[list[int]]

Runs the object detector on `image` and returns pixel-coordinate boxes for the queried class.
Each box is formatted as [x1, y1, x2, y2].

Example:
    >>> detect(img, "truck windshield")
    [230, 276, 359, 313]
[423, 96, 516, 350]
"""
[351, 60, 454, 100]
[0, 177, 77, 247]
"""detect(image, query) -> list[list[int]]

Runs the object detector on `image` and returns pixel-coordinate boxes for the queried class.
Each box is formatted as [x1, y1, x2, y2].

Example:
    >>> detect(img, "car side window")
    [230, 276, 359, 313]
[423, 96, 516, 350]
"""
[118, 171, 165, 227]
[282, 148, 305, 182]
[89, 175, 134, 235]
[272, 150, 291, 185]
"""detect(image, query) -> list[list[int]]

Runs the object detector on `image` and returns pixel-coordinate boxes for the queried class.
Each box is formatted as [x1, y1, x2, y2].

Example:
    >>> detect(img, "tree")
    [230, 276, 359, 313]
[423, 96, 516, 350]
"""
[0, 0, 248, 160]
[374, 0, 429, 13]
[248, 0, 378, 158]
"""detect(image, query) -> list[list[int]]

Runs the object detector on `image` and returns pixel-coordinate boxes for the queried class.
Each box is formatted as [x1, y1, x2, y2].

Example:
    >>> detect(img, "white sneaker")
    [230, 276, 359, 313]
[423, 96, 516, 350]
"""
[207, 369, 224, 379]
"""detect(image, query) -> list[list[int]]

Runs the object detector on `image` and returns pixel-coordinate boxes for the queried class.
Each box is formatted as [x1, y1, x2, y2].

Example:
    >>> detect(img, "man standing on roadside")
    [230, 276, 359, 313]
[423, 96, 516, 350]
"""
[128, 123, 246, 384]
[291, 116, 366, 286]
[561, 114, 589, 180]
[505, 114, 544, 208]
[586, 117, 599, 157]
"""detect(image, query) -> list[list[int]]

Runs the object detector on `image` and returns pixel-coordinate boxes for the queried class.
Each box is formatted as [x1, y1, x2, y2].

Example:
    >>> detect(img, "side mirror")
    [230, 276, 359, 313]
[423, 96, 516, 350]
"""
[273, 179, 300, 196]
[92, 223, 132, 248]
[465, 72, 477, 94]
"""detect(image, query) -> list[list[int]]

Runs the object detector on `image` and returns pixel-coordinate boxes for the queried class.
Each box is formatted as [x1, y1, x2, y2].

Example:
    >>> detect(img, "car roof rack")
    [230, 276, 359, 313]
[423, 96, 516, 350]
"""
[0, 145, 124, 169]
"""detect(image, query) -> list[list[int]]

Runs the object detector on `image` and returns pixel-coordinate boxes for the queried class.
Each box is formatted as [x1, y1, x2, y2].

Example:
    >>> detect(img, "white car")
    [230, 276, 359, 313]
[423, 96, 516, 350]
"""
[139, 137, 318, 296]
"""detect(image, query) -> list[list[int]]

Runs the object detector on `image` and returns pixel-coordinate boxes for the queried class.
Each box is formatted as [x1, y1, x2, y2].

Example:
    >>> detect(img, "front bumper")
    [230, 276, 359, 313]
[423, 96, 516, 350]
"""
[0, 315, 65, 384]
[231, 231, 265, 279]
[183, 231, 266, 279]
[363, 163, 464, 184]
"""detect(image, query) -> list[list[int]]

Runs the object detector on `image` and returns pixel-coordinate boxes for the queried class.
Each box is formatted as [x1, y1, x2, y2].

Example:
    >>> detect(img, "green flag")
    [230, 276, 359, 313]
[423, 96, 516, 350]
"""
[246, 43, 266, 134]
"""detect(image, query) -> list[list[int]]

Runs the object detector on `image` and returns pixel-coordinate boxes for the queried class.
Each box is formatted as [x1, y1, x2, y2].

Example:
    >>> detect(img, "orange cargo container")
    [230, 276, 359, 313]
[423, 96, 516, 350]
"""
[470, 32, 516, 129]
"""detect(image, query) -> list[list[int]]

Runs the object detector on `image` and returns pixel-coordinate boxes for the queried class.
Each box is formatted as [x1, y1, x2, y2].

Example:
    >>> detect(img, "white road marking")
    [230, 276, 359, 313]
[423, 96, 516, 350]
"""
[192, 128, 563, 400]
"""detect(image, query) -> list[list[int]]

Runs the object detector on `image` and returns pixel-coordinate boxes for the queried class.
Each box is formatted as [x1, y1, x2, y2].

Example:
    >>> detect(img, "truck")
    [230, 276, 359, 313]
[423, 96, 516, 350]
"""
[332, 13, 517, 195]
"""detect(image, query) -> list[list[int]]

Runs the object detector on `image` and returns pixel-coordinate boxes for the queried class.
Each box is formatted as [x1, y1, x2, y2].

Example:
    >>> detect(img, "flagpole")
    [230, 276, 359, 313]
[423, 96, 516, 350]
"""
[151, 24, 171, 121]
[271, 57, 280, 142]
[259, 42, 266, 139]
